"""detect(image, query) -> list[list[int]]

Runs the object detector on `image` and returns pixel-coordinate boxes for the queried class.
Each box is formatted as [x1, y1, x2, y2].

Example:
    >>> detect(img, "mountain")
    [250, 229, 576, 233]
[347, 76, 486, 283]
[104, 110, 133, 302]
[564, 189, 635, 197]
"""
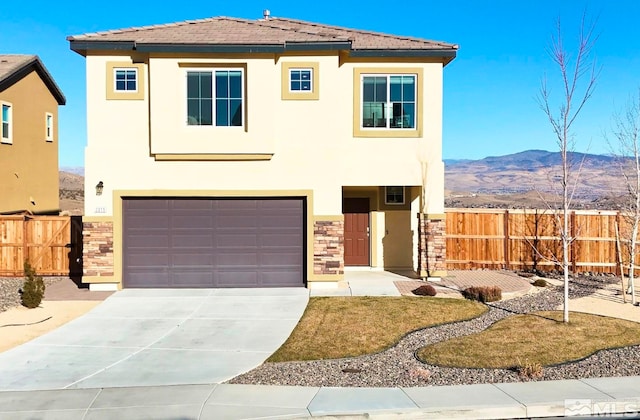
[59, 171, 84, 215]
[445, 150, 626, 209]
[60, 166, 85, 176]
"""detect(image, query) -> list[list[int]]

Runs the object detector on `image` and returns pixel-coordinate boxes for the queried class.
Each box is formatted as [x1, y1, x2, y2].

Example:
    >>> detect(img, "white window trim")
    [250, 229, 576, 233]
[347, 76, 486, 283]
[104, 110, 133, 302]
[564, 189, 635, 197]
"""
[385, 186, 405, 205]
[184, 67, 245, 128]
[1, 101, 12, 144]
[113, 67, 138, 93]
[45, 112, 53, 142]
[288, 68, 313, 93]
[360, 73, 417, 131]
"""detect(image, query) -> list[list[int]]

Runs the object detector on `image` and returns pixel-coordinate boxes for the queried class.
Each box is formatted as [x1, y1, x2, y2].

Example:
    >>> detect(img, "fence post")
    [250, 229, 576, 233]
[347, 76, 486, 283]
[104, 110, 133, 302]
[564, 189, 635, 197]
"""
[503, 209, 510, 270]
[571, 210, 577, 273]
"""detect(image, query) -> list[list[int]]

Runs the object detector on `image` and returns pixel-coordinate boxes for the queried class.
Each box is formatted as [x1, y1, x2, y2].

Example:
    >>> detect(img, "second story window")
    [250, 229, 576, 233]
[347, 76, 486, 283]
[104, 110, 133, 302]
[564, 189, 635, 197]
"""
[1, 102, 11, 144]
[186, 69, 243, 127]
[114, 68, 138, 92]
[361, 74, 416, 129]
[289, 69, 312, 92]
[45, 113, 53, 141]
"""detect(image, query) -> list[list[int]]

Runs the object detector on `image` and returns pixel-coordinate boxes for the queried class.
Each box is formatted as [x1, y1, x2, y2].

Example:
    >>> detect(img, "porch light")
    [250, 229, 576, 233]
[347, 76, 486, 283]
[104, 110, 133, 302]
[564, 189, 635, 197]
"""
[95, 181, 104, 196]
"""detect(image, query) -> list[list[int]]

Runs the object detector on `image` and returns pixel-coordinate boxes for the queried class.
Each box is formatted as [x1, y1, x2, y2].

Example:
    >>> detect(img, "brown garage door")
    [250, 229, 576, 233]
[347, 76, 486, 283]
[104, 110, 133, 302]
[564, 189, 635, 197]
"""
[123, 198, 305, 288]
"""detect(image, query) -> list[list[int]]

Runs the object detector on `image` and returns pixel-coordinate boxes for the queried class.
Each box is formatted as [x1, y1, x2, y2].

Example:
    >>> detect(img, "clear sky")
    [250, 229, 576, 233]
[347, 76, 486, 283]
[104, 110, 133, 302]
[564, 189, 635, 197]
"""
[2, 0, 639, 167]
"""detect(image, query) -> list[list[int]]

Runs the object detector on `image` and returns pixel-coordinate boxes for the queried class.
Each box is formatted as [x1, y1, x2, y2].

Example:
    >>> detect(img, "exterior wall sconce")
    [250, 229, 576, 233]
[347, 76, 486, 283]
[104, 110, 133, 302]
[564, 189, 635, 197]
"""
[96, 181, 104, 196]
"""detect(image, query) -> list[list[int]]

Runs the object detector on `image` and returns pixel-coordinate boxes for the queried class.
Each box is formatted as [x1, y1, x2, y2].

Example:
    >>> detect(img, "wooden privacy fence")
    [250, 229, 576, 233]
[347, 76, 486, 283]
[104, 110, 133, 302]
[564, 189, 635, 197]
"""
[0, 215, 82, 276]
[445, 208, 629, 273]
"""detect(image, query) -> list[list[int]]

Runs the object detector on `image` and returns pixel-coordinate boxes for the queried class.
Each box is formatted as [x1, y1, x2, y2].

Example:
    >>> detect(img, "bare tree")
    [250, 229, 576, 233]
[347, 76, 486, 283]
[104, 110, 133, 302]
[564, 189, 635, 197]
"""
[609, 89, 640, 305]
[537, 13, 599, 322]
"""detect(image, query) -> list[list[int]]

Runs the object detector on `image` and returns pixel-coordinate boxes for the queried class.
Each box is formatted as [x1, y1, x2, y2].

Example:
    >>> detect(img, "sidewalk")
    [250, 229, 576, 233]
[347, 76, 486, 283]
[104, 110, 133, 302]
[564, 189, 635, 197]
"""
[1, 377, 639, 419]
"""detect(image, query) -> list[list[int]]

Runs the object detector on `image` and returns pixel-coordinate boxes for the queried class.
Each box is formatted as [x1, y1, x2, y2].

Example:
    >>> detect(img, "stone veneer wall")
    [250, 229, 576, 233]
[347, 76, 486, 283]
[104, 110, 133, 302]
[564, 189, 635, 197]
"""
[418, 214, 446, 276]
[83, 221, 114, 277]
[313, 220, 344, 275]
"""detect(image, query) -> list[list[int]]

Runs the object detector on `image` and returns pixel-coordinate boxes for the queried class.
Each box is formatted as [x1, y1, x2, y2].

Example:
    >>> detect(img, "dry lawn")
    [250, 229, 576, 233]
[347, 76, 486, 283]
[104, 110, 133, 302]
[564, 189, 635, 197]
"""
[268, 296, 486, 362]
[418, 311, 640, 368]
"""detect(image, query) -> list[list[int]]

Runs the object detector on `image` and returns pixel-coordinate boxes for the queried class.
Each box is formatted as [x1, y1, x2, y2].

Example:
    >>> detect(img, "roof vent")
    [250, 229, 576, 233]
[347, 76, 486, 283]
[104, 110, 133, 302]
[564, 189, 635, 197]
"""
[263, 9, 270, 20]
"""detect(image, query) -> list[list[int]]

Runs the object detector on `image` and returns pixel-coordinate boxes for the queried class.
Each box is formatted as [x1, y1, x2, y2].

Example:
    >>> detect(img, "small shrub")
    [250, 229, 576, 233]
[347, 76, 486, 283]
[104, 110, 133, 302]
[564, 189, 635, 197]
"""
[21, 261, 45, 309]
[412, 284, 437, 296]
[532, 279, 548, 288]
[462, 286, 502, 303]
[515, 359, 543, 380]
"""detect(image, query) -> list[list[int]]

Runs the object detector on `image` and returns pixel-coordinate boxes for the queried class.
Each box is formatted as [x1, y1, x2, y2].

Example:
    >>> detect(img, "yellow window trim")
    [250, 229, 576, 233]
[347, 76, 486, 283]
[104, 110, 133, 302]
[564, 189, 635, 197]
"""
[106, 62, 145, 100]
[281, 62, 319, 100]
[352, 67, 423, 138]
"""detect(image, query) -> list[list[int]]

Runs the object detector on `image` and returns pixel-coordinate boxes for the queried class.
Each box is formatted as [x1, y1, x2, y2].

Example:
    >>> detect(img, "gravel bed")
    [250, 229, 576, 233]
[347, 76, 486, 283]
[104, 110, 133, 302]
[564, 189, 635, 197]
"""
[0, 277, 64, 312]
[229, 279, 640, 387]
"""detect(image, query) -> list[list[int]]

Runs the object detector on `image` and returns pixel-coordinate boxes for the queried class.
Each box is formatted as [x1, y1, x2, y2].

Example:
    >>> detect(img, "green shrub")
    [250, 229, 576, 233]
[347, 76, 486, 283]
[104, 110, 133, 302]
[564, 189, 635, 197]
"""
[21, 261, 45, 309]
[412, 284, 437, 296]
[462, 286, 502, 303]
[532, 279, 548, 288]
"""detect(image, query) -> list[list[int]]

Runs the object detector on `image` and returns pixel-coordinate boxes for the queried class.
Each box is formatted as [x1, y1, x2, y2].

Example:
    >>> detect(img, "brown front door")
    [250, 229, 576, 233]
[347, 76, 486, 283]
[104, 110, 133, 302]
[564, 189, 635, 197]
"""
[343, 198, 370, 266]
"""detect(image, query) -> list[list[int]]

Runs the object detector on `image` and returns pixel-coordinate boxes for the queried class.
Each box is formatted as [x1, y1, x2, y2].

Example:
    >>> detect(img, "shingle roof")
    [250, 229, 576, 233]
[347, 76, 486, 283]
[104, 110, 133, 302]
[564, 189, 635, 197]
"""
[0, 55, 66, 105]
[68, 16, 457, 60]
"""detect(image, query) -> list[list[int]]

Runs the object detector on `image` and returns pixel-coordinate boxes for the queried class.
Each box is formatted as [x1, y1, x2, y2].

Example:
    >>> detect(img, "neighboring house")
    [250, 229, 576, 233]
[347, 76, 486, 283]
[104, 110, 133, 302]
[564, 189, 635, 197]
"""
[0, 55, 65, 214]
[68, 13, 456, 291]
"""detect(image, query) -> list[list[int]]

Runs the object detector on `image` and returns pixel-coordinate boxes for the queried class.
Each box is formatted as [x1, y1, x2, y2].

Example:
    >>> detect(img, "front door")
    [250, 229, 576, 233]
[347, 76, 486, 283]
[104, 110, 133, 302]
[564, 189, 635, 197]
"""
[343, 197, 370, 266]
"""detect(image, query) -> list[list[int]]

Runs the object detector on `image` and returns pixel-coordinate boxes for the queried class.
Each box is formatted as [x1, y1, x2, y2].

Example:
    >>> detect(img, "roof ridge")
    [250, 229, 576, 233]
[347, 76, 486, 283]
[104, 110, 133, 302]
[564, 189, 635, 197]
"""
[267, 17, 457, 48]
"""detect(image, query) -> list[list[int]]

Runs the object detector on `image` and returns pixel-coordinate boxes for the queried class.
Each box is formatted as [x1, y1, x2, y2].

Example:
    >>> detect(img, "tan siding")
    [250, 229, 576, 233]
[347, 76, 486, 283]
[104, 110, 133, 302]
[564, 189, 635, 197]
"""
[0, 70, 60, 213]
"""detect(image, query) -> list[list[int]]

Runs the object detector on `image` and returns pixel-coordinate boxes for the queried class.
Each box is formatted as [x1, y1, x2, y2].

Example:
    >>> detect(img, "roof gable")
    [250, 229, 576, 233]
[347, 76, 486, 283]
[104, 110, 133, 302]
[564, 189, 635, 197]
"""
[68, 16, 457, 61]
[0, 55, 66, 105]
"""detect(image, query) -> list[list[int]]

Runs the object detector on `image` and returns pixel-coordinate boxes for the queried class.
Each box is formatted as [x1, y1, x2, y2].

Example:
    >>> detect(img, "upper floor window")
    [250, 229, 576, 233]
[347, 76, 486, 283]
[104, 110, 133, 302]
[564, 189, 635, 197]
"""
[45, 113, 53, 142]
[186, 69, 243, 127]
[114, 68, 138, 92]
[361, 74, 416, 129]
[1, 102, 12, 144]
[106, 62, 145, 100]
[289, 69, 312, 92]
[281, 62, 319, 100]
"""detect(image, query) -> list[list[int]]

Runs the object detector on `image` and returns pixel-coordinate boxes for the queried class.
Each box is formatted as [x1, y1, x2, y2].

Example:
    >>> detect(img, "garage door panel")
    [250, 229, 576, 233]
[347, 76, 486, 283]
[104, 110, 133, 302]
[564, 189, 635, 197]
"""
[171, 254, 214, 267]
[216, 251, 259, 265]
[172, 234, 214, 248]
[218, 271, 258, 287]
[172, 215, 214, 228]
[123, 198, 304, 288]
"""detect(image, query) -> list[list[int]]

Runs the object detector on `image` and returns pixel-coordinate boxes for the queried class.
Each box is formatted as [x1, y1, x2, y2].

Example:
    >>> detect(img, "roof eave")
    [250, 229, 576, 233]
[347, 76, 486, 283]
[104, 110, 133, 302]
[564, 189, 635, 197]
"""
[69, 40, 353, 55]
[0, 57, 66, 105]
[350, 48, 457, 59]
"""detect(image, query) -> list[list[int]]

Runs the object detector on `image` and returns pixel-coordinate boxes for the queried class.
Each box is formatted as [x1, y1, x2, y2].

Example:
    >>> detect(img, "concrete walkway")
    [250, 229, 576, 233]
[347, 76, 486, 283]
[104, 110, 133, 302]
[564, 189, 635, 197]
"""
[1, 377, 639, 419]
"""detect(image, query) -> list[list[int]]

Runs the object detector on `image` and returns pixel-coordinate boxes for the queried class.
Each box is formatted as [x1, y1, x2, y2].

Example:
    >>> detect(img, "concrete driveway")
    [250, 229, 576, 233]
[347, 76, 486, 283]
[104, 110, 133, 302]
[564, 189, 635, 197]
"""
[0, 288, 308, 391]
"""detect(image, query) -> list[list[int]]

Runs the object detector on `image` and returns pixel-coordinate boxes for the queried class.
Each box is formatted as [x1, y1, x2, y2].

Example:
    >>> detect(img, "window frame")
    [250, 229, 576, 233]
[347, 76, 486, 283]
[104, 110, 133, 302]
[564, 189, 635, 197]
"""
[106, 62, 145, 100]
[113, 68, 138, 93]
[385, 186, 405, 205]
[281, 62, 319, 100]
[45, 112, 53, 142]
[1, 101, 12, 144]
[353, 67, 423, 138]
[184, 67, 245, 128]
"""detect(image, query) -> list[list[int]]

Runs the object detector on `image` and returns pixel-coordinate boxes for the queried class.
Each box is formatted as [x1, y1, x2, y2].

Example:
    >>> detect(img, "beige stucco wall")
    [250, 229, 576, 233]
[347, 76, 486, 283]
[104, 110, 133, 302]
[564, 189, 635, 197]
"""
[84, 53, 445, 217]
[0, 71, 59, 214]
[83, 51, 447, 283]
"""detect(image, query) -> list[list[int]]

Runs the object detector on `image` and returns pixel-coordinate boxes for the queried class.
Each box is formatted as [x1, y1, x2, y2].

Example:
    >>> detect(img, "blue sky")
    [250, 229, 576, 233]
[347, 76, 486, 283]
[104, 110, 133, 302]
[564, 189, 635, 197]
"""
[2, 0, 639, 167]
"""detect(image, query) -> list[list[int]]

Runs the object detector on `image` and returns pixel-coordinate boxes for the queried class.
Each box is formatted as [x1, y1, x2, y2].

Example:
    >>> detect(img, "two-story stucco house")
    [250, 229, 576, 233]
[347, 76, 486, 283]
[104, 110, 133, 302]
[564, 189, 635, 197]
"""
[68, 13, 456, 291]
[0, 55, 65, 215]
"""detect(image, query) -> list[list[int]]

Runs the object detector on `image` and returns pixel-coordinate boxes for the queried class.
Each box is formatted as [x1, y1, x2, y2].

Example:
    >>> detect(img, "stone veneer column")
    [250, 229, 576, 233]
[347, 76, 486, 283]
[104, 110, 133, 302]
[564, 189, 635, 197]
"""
[313, 220, 344, 276]
[83, 221, 114, 277]
[418, 214, 447, 277]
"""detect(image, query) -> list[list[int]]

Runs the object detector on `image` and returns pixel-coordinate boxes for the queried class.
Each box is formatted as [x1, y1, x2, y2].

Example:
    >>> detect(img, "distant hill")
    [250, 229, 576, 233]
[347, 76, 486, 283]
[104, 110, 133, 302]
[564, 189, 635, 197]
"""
[59, 171, 83, 215]
[445, 150, 626, 209]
